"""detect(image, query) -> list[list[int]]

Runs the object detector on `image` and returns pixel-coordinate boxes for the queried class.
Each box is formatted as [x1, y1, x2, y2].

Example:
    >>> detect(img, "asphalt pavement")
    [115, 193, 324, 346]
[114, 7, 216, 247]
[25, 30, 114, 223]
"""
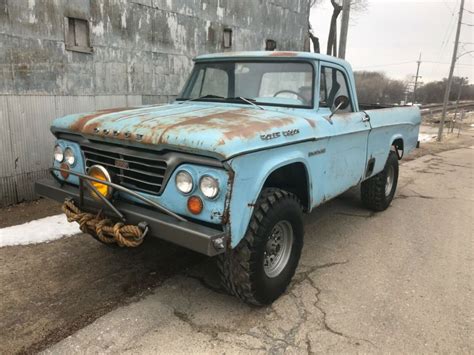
[44, 147, 474, 354]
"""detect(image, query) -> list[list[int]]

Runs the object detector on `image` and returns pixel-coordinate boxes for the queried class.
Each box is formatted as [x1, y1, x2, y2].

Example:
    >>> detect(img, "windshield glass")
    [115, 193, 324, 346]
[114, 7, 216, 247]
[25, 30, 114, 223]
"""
[177, 61, 314, 108]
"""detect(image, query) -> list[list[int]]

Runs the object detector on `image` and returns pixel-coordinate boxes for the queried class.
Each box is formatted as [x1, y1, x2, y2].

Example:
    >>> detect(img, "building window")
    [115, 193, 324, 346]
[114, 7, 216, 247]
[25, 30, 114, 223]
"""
[265, 39, 277, 51]
[223, 28, 232, 48]
[65, 17, 92, 53]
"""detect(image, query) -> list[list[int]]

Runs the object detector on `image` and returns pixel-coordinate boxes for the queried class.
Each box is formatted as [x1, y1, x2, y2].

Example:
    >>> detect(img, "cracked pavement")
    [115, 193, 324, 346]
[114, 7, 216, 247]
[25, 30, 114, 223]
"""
[44, 147, 474, 354]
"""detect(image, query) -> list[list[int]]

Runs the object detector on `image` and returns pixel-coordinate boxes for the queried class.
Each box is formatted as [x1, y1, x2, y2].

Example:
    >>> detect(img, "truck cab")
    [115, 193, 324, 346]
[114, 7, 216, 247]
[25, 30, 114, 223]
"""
[36, 51, 421, 305]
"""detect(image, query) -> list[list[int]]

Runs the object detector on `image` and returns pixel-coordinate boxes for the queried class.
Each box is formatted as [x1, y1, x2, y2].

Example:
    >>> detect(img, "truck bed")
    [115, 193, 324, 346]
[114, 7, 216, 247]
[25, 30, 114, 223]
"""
[359, 103, 398, 110]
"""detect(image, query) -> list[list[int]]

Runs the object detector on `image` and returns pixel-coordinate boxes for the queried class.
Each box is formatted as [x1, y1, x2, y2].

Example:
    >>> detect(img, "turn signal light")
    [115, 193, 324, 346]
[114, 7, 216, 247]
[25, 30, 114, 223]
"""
[187, 196, 203, 215]
[60, 163, 70, 179]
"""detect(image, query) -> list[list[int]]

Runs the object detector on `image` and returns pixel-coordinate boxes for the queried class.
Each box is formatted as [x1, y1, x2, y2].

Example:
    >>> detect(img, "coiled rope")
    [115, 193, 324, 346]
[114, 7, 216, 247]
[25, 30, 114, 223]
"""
[62, 199, 146, 247]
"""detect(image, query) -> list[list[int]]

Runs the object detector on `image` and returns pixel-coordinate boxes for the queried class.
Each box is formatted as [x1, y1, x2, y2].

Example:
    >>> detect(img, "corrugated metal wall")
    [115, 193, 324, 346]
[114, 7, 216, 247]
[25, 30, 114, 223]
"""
[0, 95, 142, 205]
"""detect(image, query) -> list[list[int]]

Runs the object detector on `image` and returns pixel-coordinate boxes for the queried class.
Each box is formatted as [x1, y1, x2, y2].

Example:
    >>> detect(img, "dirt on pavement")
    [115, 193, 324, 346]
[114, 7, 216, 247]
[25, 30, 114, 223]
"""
[0, 234, 205, 354]
[405, 121, 474, 162]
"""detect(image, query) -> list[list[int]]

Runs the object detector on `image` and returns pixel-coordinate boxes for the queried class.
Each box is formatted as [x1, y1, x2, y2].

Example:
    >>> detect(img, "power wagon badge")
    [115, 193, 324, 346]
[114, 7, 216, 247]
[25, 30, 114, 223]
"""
[260, 129, 300, 141]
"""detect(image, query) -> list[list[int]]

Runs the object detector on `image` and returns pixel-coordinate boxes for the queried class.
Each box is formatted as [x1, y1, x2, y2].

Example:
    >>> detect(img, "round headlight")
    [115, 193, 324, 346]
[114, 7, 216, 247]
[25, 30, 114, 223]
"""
[199, 175, 219, 199]
[54, 145, 64, 162]
[64, 148, 75, 166]
[176, 170, 193, 194]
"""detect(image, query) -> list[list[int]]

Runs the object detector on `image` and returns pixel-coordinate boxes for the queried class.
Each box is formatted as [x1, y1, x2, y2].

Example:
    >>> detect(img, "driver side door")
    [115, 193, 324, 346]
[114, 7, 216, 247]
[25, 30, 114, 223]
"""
[315, 63, 370, 200]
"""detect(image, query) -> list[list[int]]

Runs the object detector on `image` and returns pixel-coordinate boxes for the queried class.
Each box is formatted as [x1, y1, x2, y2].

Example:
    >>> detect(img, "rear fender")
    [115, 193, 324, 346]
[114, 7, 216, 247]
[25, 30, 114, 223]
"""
[365, 107, 421, 178]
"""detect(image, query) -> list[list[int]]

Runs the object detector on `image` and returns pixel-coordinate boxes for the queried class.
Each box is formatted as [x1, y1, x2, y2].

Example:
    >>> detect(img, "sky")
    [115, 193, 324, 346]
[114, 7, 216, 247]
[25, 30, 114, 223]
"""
[309, 0, 474, 84]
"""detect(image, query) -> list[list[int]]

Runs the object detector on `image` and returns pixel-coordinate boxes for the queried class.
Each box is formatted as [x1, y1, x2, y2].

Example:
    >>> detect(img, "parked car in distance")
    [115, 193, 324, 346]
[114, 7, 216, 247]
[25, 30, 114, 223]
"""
[36, 51, 421, 305]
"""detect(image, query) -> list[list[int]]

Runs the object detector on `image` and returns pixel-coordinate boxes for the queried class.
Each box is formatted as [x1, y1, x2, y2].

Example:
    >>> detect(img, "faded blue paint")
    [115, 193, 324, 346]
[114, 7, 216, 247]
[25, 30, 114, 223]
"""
[364, 106, 420, 176]
[52, 140, 84, 185]
[48, 51, 421, 249]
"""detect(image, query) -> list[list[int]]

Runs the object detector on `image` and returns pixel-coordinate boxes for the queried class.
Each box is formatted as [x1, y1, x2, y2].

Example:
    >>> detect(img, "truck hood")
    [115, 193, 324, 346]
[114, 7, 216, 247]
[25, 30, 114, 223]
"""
[52, 103, 314, 160]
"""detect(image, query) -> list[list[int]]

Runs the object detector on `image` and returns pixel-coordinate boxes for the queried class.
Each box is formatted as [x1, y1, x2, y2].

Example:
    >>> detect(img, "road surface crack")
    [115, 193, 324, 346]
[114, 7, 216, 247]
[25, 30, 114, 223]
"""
[292, 261, 377, 350]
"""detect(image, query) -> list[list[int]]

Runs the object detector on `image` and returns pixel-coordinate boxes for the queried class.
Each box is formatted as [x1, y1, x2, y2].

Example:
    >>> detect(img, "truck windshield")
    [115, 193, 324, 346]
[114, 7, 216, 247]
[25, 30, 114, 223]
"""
[177, 61, 314, 108]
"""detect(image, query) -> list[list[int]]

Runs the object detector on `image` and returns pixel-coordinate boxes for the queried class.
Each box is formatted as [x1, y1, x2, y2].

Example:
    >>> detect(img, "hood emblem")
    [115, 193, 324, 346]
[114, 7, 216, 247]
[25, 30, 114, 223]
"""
[115, 159, 129, 169]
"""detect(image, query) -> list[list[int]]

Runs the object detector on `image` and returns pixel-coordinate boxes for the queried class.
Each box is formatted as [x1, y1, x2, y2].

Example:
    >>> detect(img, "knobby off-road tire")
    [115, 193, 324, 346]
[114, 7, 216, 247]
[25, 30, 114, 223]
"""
[361, 150, 399, 211]
[217, 188, 304, 306]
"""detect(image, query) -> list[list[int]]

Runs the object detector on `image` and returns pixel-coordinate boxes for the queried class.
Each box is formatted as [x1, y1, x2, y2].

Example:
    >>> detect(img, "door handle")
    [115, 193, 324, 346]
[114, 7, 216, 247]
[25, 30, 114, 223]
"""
[362, 113, 370, 122]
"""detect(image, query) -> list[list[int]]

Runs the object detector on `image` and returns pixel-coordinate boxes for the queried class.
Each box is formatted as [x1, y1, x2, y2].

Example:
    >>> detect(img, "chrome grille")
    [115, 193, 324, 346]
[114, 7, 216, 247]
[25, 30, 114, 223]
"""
[81, 144, 167, 195]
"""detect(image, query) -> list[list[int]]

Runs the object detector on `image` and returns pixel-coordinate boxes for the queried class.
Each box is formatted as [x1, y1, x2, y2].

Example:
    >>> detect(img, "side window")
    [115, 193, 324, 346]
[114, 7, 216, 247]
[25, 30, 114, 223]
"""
[319, 66, 352, 112]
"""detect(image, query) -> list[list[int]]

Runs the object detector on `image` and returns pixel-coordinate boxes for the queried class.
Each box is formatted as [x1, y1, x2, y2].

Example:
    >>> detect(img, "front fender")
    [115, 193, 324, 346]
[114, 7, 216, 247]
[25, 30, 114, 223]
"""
[227, 144, 312, 248]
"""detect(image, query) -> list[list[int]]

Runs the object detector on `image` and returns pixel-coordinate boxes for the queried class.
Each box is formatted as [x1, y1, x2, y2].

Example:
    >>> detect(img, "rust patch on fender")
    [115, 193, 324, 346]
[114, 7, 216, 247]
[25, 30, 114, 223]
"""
[70, 107, 135, 132]
[269, 51, 298, 57]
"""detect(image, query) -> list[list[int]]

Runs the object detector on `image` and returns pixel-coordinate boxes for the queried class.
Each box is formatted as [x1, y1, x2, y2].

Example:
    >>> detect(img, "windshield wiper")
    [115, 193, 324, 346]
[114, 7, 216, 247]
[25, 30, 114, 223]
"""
[228, 97, 264, 110]
[177, 94, 225, 104]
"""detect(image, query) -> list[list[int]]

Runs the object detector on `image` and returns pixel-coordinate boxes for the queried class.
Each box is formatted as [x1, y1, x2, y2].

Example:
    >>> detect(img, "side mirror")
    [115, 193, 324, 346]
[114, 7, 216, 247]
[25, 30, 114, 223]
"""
[329, 95, 350, 119]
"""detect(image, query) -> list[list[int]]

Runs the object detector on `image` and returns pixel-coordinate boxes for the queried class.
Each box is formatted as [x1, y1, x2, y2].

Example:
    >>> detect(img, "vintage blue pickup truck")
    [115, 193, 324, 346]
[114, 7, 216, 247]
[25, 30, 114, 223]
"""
[36, 51, 420, 305]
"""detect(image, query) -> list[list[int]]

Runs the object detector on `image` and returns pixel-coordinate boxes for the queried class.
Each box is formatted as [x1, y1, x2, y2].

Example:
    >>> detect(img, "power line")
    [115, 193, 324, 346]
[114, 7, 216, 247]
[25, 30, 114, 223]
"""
[440, 0, 459, 49]
[424, 61, 474, 66]
[431, 0, 459, 80]
[443, 0, 456, 15]
[354, 60, 473, 70]
[354, 61, 415, 70]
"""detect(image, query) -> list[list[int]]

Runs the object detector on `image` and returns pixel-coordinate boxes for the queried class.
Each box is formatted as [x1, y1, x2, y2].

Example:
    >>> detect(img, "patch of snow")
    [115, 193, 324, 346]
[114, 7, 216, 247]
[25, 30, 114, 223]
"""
[0, 214, 80, 248]
[419, 133, 437, 143]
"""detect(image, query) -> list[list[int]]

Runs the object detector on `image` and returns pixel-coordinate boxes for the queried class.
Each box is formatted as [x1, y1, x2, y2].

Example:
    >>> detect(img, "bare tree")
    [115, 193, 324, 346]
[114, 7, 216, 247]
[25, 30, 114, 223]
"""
[308, 0, 323, 52]
[309, 0, 367, 55]
[327, 0, 343, 56]
[308, 24, 320, 53]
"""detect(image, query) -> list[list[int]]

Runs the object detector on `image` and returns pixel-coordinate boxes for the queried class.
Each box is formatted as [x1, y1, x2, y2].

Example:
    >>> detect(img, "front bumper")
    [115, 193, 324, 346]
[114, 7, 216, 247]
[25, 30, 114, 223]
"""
[35, 178, 228, 256]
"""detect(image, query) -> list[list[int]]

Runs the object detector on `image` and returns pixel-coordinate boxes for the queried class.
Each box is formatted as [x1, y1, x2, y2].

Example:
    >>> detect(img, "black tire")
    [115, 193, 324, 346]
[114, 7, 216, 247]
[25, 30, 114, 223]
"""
[217, 188, 304, 306]
[361, 150, 399, 211]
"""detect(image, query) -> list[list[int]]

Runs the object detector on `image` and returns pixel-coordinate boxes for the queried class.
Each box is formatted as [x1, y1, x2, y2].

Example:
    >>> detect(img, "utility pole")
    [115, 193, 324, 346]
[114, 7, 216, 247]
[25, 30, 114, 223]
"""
[437, 0, 464, 141]
[451, 77, 466, 133]
[338, 0, 351, 59]
[412, 53, 422, 104]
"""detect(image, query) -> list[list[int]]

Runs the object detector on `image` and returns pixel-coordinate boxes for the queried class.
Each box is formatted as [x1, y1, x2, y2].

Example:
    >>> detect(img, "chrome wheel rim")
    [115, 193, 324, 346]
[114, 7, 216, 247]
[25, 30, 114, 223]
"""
[385, 165, 394, 197]
[263, 220, 293, 278]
